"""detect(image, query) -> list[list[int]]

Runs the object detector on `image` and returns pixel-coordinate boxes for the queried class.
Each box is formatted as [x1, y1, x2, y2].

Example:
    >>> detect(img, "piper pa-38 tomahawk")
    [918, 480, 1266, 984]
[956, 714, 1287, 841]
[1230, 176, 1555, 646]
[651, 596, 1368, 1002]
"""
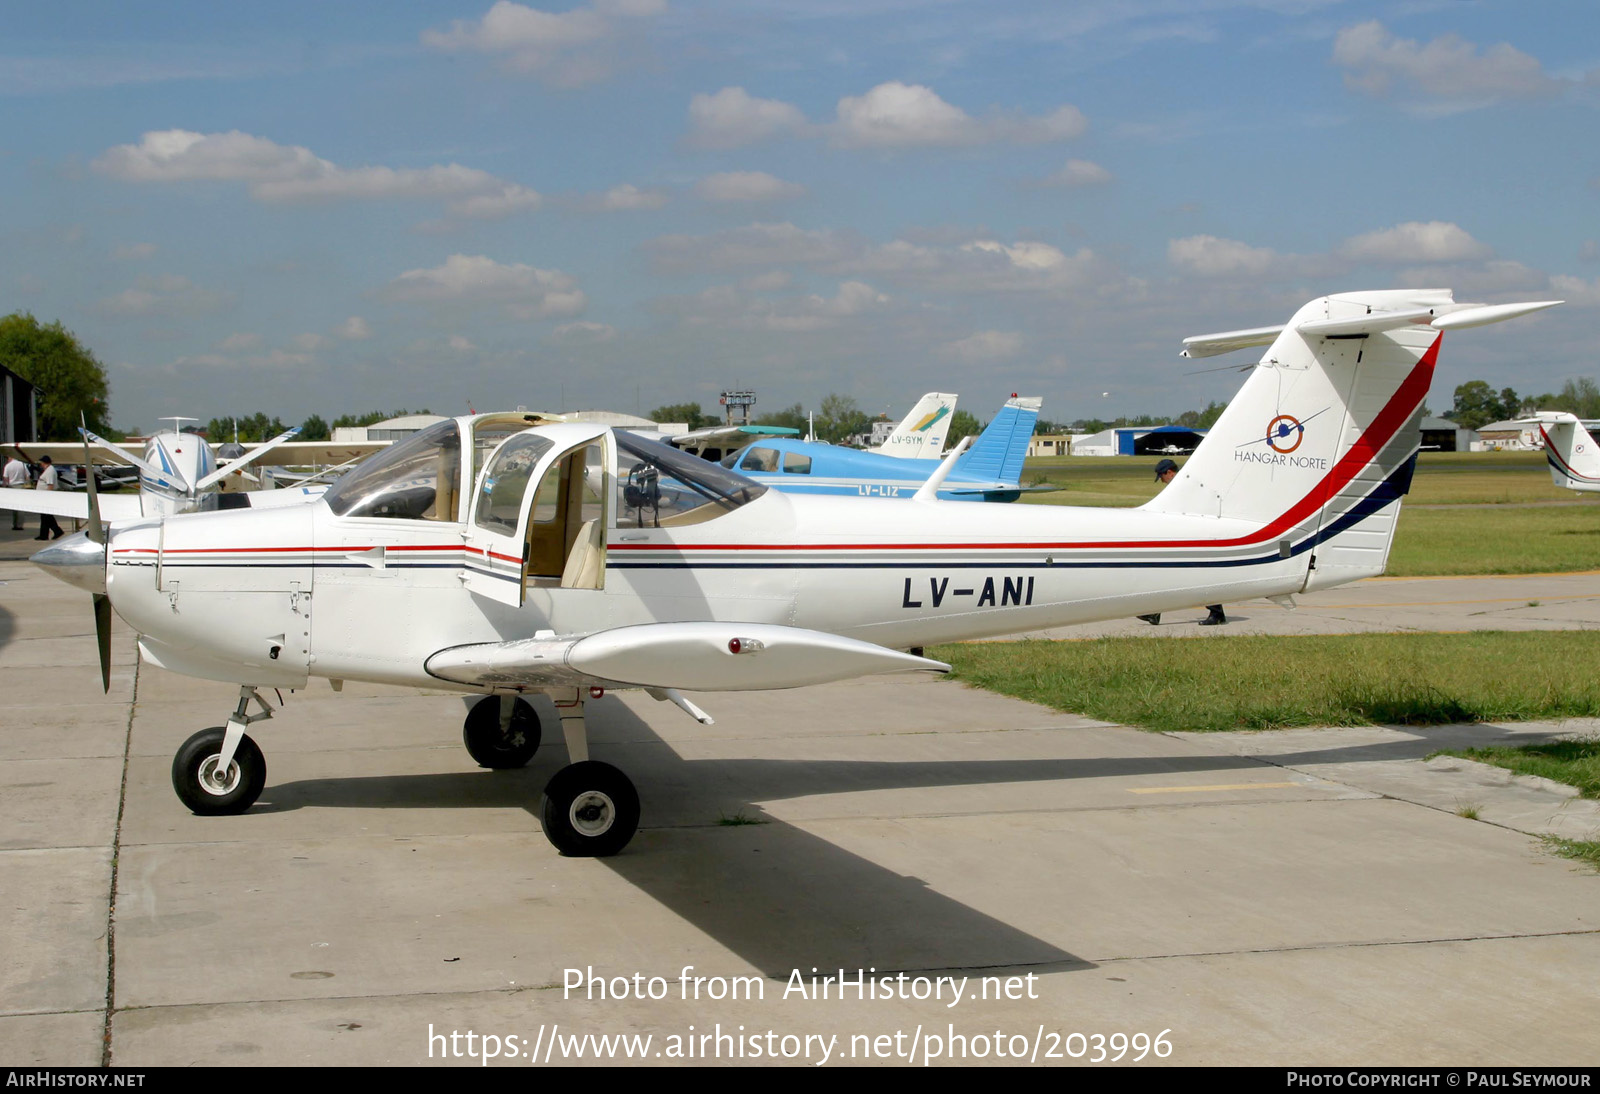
[31, 289, 1559, 857]
[1519, 411, 1600, 492]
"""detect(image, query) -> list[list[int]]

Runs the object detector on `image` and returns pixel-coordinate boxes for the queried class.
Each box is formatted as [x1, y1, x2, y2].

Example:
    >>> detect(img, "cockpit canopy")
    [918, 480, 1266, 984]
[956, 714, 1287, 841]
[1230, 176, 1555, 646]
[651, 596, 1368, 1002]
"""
[322, 417, 767, 528]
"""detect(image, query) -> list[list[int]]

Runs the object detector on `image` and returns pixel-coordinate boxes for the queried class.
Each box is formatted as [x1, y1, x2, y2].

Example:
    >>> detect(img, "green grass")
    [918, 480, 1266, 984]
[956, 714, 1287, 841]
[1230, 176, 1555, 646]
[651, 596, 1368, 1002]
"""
[933, 632, 1600, 734]
[1018, 451, 1600, 577]
[1432, 739, 1600, 799]
[1544, 837, 1600, 872]
[717, 811, 768, 826]
[1385, 506, 1600, 576]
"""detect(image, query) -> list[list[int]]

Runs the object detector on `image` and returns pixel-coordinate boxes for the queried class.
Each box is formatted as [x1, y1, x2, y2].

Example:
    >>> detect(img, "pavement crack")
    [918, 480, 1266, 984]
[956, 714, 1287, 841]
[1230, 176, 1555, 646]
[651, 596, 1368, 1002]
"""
[101, 644, 140, 1068]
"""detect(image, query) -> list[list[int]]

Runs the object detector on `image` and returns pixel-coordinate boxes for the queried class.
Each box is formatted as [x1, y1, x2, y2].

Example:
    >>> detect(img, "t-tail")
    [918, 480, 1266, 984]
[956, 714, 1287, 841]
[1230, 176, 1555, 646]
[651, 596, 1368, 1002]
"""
[1521, 412, 1600, 492]
[950, 395, 1042, 489]
[871, 392, 958, 459]
[1145, 290, 1561, 590]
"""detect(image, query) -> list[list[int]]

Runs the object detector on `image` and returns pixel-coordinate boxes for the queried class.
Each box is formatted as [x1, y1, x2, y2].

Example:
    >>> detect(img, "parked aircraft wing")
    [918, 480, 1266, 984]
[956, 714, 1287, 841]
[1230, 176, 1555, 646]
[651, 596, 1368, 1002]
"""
[425, 622, 949, 692]
[0, 487, 143, 522]
[233, 439, 389, 467]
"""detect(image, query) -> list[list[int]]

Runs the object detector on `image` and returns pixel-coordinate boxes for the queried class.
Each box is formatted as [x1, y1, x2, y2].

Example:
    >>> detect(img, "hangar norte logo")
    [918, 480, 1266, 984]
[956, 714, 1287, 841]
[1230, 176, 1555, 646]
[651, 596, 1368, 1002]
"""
[1235, 408, 1332, 470]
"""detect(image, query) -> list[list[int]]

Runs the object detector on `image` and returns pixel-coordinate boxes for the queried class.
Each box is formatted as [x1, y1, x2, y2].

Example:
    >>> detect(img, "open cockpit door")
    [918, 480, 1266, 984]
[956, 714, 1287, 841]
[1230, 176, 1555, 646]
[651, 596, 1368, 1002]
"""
[462, 426, 611, 606]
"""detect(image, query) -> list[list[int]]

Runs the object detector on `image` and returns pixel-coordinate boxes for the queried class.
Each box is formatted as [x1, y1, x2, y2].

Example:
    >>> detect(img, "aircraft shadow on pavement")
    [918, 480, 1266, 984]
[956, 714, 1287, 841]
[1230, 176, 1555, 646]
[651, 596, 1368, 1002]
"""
[238, 694, 1305, 977]
[0, 602, 13, 652]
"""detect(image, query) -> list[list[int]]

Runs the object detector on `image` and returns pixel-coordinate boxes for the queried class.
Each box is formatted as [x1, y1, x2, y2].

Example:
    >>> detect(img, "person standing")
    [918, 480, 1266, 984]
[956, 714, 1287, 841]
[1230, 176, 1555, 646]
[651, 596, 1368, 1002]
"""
[3, 452, 30, 529]
[1138, 458, 1227, 626]
[33, 455, 64, 540]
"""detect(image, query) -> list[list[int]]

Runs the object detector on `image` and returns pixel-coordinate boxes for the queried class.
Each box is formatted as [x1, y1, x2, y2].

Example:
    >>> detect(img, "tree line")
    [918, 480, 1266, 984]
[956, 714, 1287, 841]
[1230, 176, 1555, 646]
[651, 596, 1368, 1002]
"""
[1444, 379, 1600, 431]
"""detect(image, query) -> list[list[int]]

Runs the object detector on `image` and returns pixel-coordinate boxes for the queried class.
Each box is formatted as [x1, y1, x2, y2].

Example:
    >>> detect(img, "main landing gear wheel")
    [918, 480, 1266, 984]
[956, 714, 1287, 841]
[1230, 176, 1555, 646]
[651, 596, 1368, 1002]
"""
[539, 761, 640, 857]
[172, 727, 266, 815]
[463, 695, 541, 769]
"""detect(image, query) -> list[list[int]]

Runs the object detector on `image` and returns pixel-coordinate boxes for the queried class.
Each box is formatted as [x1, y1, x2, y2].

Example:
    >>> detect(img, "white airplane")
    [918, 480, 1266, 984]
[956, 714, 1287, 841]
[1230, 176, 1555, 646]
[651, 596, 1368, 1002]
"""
[867, 392, 958, 459]
[1, 420, 378, 522]
[30, 290, 1560, 857]
[1518, 411, 1600, 491]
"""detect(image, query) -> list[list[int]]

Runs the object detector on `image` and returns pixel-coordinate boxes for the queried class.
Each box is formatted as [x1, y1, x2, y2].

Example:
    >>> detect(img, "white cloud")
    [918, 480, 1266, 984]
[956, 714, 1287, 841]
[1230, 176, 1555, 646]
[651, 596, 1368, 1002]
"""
[94, 129, 540, 218]
[1339, 221, 1491, 264]
[831, 82, 1086, 148]
[1167, 235, 1283, 278]
[1546, 275, 1600, 307]
[381, 254, 586, 320]
[110, 242, 158, 261]
[217, 332, 262, 352]
[695, 171, 806, 203]
[336, 316, 372, 340]
[668, 279, 889, 333]
[647, 221, 858, 271]
[448, 335, 477, 352]
[939, 330, 1024, 363]
[686, 87, 810, 149]
[423, 0, 665, 87]
[98, 274, 232, 317]
[1332, 21, 1573, 114]
[551, 320, 619, 342]
[292, 332, 327, 351]
[1393, 260, 1548, 297]
[580, 183, 670, 211]
[648, 221, 1105, 294]
[1041, 159, 1113, 187]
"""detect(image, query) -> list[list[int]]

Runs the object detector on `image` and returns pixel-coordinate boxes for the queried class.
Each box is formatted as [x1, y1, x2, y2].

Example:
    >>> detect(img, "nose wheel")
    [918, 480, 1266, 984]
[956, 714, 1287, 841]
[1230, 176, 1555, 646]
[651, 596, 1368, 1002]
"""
[462, 695, 541, 769]
[172, 726, 266, 815]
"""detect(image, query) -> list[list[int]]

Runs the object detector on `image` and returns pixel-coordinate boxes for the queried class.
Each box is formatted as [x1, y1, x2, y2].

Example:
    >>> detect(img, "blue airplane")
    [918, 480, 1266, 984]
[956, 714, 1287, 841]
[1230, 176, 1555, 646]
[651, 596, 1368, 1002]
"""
[714, 395, 1044, 502]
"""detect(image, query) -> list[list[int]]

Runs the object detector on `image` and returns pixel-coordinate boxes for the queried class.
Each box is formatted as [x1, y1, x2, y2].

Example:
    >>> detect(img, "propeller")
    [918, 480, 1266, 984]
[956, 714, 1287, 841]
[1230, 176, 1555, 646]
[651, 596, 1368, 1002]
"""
[81, 422, 112, 692]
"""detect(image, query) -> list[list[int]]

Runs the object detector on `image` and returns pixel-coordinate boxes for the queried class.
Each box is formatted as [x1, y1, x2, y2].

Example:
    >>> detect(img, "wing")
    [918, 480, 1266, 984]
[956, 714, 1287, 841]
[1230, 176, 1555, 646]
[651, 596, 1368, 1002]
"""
[424, 622, 949, 691]
[233, 439, 388, 466]
[668, 424, 800, 449]
[0, 487, 145, 521]
[1, 443, 134, 466]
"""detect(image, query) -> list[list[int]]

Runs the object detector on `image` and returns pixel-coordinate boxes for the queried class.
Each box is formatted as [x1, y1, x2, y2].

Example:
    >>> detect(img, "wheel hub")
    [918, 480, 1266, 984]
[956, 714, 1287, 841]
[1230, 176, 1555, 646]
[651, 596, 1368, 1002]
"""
[196, 755, 241, 796]
[569, 791, 615, 837]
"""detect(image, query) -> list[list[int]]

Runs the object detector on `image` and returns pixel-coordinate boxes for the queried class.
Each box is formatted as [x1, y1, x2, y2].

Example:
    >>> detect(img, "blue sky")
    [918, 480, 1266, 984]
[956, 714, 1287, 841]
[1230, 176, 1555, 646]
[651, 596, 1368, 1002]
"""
[3, 0, 1596, 431]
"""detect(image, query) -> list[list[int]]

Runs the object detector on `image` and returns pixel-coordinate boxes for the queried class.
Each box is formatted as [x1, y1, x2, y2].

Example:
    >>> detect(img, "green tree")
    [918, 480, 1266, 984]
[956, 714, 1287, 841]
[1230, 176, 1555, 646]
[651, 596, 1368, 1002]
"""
[0, 313, 111, 439]
[1447, 381, 1521, 430]
[300, 414, 330, 442]
[815, 393, 871, 445]
[755, 402, 808, 432]
[649, 402, 716, 430]
[946, 409, 982, 444]
[1553, 378, 1600, 419]
[204, 413, 288, 443]
[331, 408, 431, 429]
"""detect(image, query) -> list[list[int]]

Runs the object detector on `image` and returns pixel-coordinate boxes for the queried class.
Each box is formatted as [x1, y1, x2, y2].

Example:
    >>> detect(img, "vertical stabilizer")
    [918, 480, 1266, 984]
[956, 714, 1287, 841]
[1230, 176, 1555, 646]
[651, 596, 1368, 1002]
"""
[952, 396, 1042, 487]
[1527, 412, 1600, 492]
[1146, 290, 1558, 591]
[871, 392, 958, 459]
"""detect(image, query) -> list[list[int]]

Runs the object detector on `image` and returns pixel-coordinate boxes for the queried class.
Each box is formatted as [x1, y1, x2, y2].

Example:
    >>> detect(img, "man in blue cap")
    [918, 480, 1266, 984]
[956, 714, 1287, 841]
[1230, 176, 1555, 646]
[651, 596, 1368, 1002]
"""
[1138, 458, 1226, 626]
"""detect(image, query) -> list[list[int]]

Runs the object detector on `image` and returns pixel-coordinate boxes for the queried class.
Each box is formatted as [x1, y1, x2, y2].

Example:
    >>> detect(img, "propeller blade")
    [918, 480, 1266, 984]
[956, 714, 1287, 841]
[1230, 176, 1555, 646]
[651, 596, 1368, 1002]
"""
[81, 422, 103, 545]
[93, 593, 112, 693]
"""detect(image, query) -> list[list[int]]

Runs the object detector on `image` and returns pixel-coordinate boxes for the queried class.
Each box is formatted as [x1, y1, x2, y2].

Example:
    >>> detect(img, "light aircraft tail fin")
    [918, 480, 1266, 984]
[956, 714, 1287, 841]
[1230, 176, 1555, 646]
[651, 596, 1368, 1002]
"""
[1146, 291, 1560, 590]
[871, 392, 957, 459]
[951, 395, 1042, 487]
[1522, 412, 1600, 492]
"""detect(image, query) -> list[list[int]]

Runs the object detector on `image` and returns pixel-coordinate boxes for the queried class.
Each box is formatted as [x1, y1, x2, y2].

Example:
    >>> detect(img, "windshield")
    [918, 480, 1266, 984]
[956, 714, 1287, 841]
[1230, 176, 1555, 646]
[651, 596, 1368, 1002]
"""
[616, 432, 766, 528]
[323, 419, 462, 521]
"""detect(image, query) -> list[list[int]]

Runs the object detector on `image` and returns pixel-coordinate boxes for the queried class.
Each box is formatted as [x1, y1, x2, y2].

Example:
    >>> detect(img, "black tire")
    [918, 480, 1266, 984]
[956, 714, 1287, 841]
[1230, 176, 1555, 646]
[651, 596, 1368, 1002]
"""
[539, 761, 640, 857]
[463, 695, 541, 769]
[171, 727, 266, 815]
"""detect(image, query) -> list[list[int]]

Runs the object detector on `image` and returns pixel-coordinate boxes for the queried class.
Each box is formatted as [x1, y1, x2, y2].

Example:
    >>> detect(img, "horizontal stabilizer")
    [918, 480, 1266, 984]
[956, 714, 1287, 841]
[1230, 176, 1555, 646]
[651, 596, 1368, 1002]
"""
[1430, 300, 1563, 331]
[1179, 324, 1284, 358]
[426, 622, 950, 691]
[1296, 308, 1438, 337]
